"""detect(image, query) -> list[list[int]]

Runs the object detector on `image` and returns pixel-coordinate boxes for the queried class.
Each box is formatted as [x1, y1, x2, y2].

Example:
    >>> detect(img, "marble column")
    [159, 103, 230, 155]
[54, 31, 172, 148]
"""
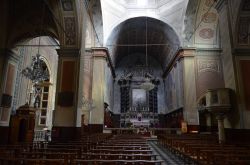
[52, 48, 80, 141]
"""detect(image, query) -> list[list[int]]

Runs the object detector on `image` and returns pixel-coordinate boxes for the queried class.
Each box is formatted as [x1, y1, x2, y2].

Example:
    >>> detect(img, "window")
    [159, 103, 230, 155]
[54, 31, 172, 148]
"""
[38, 79, 50, 125]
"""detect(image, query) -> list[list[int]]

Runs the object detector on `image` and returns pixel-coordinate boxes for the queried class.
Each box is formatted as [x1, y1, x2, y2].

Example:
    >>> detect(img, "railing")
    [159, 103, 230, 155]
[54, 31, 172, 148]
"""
[33, 130, 45, 142]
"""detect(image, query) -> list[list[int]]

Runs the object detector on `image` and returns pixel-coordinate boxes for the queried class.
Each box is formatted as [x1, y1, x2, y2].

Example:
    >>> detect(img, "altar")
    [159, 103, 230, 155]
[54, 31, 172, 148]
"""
[130, 119, 150, 127]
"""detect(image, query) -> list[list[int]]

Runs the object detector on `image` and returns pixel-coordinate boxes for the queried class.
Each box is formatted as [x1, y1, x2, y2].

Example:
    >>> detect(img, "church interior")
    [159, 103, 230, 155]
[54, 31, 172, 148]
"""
[1, 0, 250, 164]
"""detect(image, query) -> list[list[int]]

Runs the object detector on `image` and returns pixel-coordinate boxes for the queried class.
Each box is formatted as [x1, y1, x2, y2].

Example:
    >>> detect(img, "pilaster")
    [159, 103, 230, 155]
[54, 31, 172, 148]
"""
[89, 48, 108, 127]
[181, 48, 199, 130]
[53, 48, 80, 127]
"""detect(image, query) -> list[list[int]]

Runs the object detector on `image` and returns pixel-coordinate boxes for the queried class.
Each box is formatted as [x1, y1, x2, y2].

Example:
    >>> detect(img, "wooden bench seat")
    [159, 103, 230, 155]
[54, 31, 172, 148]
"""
[90, 149, 153, 154]
[80, 153, 158, 160]
[73, 159, 164, 165]
[0, 158, 65, 165]
[95, 145, 150, 150]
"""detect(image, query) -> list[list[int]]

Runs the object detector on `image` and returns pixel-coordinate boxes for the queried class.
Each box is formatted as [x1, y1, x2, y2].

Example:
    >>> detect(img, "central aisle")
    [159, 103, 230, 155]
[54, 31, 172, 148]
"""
[147, 140, 195, 165]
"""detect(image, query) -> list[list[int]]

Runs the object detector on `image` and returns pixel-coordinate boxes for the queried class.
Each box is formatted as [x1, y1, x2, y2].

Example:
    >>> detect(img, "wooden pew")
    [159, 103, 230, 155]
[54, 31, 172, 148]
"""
[73, 159, 164, 165]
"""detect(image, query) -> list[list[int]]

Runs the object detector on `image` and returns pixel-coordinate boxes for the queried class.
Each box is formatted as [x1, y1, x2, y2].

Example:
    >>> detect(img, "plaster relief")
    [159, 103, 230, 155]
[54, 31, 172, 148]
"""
[198, 59, 219, 73]
[64, 17, 76, 46]
[199, 28, 214, 39]
[202, 12, 217, 23]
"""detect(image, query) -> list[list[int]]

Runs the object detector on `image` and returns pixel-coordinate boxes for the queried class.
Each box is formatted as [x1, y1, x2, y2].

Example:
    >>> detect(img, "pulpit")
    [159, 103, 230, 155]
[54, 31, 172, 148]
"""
[197, 88, 233, 143]
[9, 103, 36, 144]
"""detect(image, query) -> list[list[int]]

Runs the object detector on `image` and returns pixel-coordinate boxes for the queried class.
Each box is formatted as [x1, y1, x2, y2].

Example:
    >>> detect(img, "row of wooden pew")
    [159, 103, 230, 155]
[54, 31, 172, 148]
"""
[158, 133, 250, 165]
[0, 133, 163, 165]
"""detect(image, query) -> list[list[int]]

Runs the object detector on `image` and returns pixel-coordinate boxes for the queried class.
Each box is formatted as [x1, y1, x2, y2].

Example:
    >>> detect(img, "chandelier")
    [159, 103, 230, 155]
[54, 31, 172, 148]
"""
[140, 17, 155, 91]
[21, 53, 49, 84]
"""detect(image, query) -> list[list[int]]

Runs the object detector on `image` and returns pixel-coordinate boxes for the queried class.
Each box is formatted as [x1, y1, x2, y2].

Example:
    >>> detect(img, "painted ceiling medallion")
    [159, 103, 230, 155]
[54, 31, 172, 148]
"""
[199, 28, 214, 39]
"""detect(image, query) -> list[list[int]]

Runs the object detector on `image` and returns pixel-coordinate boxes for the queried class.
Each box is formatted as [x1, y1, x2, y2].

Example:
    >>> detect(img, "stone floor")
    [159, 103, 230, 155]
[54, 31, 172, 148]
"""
[148, 140, 196, 165]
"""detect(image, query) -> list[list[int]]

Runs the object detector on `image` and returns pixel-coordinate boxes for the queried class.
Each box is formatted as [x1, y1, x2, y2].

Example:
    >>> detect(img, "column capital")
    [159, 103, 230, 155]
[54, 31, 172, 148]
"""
[179, 47, 196, 57]
[56, 48, 80, 58]
[162, 47, 195, 78]
[91, 47, 116, 78]
[91, 47, 108, 58]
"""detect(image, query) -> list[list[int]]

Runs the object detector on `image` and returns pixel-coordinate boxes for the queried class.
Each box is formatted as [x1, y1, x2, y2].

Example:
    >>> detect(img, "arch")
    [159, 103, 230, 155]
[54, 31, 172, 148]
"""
[183, 0, 220, 48]
[5, 0, 60, 48]
[106, 16, 180, 68]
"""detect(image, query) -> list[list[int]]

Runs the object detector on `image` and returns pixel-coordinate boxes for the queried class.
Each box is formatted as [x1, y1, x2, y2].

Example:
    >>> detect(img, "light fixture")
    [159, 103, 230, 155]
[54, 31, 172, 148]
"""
[21, 4, 50, 107]
[21, 53, 50, 84]
[140, 17, 155, 91]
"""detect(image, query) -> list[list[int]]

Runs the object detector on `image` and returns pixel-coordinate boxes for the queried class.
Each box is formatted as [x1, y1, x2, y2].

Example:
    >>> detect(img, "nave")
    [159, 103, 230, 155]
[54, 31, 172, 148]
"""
[1, 132, 250, 165]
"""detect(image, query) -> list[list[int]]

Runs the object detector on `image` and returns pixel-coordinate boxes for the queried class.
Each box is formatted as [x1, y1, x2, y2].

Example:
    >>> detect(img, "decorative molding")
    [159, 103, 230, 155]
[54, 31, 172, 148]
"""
[233, 48, 250, 55]
[196, 48, 222, 56]
[56, 48, 80, 57]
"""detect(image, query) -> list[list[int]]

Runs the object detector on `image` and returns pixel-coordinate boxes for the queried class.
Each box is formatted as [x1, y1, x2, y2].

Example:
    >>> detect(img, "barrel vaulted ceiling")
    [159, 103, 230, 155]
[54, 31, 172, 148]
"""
[101, 0, 188, 68]
[106, 17, 180, 68]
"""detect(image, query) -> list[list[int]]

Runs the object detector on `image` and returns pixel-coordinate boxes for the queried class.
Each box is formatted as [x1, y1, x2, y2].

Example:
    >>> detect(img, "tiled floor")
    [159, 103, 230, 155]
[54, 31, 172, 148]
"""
[148, 140, 195, 165]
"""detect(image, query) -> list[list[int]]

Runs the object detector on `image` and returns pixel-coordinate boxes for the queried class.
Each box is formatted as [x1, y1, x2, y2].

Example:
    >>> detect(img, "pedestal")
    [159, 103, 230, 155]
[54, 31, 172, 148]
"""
[216, 114, 225, 144]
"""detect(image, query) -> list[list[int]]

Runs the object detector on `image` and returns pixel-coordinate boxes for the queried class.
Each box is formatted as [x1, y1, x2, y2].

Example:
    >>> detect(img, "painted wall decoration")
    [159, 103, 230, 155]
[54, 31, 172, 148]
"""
[199, 28, 214, 39]
[61, 0, 73, 11]
[202, 12, 217, 23]
[64, 17, 76, 46]
[238, 17, 249, 45]
[195, 0, 218, 47]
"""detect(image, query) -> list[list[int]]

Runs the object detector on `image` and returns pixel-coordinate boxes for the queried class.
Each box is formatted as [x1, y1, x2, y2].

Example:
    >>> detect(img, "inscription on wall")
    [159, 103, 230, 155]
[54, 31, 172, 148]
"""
[198, 60, 219, 73]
